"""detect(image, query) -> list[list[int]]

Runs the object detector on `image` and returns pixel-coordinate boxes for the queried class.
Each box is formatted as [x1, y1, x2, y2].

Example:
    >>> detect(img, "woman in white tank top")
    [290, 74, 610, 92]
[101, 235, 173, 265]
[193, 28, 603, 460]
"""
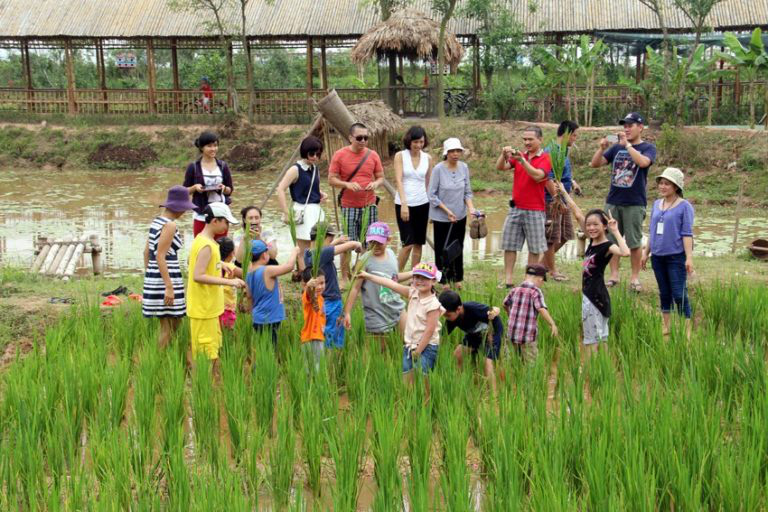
[394, 126, 433, 270]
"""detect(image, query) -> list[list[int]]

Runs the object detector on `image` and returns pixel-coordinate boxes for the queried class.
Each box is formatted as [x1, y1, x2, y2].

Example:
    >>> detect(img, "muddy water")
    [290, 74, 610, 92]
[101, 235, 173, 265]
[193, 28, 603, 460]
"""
[0, 168, 765, 272]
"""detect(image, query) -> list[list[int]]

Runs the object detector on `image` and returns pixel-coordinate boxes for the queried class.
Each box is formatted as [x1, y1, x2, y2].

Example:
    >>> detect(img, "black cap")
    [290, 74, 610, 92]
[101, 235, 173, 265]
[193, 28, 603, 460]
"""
[619, 112, 645, 125]
[309, 222, 340, 238]
[525, 264, 548, 281]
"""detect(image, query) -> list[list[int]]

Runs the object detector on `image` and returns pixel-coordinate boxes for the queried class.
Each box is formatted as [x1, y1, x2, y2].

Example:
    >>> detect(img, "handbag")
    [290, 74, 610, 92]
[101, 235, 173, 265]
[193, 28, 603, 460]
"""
[336, 150, 372, 206]
[294, 164, 316, 225]
[443, 223, 463, 265]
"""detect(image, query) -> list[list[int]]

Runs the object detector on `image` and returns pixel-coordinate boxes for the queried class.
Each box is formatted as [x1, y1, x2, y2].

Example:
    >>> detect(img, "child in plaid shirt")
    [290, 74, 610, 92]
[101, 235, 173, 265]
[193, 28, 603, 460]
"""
[502, 264, 558, 363]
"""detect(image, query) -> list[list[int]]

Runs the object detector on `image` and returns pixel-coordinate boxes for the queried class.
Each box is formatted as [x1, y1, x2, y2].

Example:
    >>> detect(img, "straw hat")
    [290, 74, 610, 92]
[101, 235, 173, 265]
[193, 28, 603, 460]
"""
[657, 167, 685, 196]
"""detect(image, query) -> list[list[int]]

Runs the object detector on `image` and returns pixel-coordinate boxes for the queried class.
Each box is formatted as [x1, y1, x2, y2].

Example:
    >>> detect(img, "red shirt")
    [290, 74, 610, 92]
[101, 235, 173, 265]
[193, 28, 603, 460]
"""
[508, 150, 551, 211]
[201, 84, 213, 99]
[329, 146, 384, 208]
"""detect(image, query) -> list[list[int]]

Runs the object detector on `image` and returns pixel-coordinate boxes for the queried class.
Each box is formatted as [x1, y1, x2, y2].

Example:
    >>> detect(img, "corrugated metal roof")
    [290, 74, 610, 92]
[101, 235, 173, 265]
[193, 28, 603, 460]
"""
[0, 0, 765, 38]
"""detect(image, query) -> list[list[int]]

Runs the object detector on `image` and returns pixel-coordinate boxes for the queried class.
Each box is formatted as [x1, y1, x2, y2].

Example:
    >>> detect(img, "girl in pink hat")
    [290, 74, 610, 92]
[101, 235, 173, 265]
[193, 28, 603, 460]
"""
[142, 185, 197, 349]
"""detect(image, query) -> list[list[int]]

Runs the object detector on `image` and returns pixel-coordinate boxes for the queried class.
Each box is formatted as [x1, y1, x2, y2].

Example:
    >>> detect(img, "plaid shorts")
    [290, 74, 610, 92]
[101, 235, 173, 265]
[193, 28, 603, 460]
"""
[502, 208, 547, 253]
[341, 205, 378, 242]
[546, 204, 575, 246]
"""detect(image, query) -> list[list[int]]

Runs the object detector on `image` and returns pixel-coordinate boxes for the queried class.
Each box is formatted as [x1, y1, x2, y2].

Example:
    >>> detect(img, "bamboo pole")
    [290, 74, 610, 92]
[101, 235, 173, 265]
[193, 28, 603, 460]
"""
[64, 40, 77, 114]
[63, 243, 85, 281]
[55, 244, 77, 277]
[320, 38, 328, 91]
[46, 244, 67, 276]
[171, 38, 180, 113]
[146, 39, 157, 114]
[96, 39, 108, 113]
[40, 243, 60, 274]
[31, 243, 51, 273]
[730, 161, 742, 254]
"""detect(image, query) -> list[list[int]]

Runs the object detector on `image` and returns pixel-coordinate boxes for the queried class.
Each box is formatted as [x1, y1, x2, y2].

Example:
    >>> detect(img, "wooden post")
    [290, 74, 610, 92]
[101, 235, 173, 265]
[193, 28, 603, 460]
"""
[171, 38, 180, 113]
[21, 40, 34, 113]
[716, 46, 724, 108]
[306, 38, 314, 117]
[320, 38, 328, 91]
[472, 35, 481, 93]
[90, 235, 103, 275]
[96, 39, 108, 113]
[64, 39, 77, 114]
[731, 162, 743, 254]
[146, 38, 157, 114]
[635, 51, 642, 84]
[226, 42, 234, 108]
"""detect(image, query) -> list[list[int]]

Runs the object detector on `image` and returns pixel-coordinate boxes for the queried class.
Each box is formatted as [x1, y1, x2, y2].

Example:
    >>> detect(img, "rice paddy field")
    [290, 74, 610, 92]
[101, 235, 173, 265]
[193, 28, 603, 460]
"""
[1, 270, 768, 510]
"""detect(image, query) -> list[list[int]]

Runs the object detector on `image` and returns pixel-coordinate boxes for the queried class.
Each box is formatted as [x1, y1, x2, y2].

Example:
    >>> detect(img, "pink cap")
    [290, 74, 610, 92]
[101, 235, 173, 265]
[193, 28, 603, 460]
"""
[366, 222, 391, 244]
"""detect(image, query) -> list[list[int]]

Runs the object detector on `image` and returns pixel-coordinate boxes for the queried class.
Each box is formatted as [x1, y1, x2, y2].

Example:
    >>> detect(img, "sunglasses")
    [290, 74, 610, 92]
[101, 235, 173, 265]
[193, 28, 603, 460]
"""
[354, 135, 369, 142]
[307, 150, 323, 157]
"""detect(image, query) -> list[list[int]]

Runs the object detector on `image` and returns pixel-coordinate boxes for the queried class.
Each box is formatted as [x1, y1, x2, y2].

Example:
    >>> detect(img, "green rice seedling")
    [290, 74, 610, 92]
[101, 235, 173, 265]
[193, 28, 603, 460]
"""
[287, 204, 298, 245]
[221, 342, 251, 460]
[342, 250, 372, 313]
[190, 355, 220, 468]
[251, 336, 279, 435]
[435, 370, 472, 512]
[343, 342, 371, 410]
[269, 396, 297, 509]
[191, 460, 250, 511]
[311, 221, 328, 277]
[131, 342, 161, 480]
[405, 381, 433, 512]
[164, 434, 191, 511]
[90, 428, 132, 509]
[358, 205, 372, 248]
[161, 351, 186, 455]
[239, 220, 254, 309]
[326, 404, 367, 512]
[547, 130, 571, 183]
[244, 425, 266, 503]
[284, 345, 308, 424]
[299, 383, 325, 496]
[371, 396, 403, 511]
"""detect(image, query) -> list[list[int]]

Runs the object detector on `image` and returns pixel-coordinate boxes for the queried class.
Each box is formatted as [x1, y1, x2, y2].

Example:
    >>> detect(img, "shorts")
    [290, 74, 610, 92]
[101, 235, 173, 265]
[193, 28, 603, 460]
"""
[604, 204, 645, 249]
[254, 322, 280, 349]
[463, 330, 501, 361]
[323, 299, 346, 349]
[294, 203, 325, 241]
[395, 202, 429, 246]
[341, 205, 379, 242]
[502, 207, 548, 254]
[402, 344, 438, 374]
[219, 309, 236, 329]
[582, 295, 609, 345]
[511, 341, 538, 363]
[190, 317, 222, 360]
[546, 203, 575, 246]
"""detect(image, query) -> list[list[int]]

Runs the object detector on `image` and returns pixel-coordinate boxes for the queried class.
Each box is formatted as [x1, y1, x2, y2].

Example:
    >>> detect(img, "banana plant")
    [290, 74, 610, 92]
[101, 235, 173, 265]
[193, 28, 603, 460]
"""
[720, 29, 768, 128]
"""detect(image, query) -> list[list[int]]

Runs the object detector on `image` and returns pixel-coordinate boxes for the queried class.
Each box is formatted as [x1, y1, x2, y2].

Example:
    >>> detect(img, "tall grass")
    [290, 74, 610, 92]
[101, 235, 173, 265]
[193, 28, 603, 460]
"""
[269, 396, 296, 509]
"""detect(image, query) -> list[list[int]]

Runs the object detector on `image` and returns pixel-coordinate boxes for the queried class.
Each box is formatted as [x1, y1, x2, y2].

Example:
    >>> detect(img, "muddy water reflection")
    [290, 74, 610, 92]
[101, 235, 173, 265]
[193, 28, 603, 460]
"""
[1, 168, 765, 272]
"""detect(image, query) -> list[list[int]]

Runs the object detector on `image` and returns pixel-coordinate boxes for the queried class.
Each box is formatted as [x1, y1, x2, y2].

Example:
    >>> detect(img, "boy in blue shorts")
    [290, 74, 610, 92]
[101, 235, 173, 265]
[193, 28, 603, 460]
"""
[439, 290, 503, 393]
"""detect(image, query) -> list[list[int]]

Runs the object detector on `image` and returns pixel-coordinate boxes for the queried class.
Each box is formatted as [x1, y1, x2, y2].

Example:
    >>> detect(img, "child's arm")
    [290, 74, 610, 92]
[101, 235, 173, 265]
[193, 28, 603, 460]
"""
[558, 182, 585, 231]
[606, 211, 631, 257]
[264, 246, 301, 279]
[343, 277, 364, 329]
[396, 271, 413, 282]
[537, 307, 558, 338]
[359, 271, 410, 298]
[156, 222, 178, 304]
[333, 240, 362, 255]
[143, 240, 150, 271]
[193, 246, 246, 288]
[414, 309, 440, 356]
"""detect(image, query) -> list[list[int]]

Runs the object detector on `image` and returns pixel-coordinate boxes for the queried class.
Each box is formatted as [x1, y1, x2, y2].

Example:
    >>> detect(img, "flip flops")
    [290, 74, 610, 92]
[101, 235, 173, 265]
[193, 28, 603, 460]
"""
[100, 295, 123, 307]
[606, 279, 619, 288]
[101, 285, 128, 297]
[551, 272, 569, 282]
[49, 297, 75, 304]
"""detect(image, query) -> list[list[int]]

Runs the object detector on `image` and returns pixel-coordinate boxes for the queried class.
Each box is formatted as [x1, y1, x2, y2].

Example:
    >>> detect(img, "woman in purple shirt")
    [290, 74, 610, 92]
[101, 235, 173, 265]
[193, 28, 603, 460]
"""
[641, 167, 694, 338]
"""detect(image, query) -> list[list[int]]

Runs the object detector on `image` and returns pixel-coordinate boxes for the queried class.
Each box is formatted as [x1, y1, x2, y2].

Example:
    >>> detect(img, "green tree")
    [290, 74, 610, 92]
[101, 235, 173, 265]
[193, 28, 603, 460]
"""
[721, 29, 768, 128]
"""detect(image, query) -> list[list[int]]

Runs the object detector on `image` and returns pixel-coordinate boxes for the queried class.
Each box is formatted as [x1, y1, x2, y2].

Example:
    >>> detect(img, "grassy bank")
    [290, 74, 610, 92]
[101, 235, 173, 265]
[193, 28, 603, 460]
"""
[1, 262, 767, 509]
[1, 119, 766, 206]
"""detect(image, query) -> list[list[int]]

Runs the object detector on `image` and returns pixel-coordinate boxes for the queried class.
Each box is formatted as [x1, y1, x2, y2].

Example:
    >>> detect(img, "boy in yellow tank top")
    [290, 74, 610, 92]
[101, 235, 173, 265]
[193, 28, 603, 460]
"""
[187, 203, 245, 371]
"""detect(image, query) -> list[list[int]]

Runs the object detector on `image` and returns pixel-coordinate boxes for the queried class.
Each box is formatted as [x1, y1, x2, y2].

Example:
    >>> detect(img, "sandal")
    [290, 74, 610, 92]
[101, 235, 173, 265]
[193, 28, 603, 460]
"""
[605, 279, 619, 288]
[551, 272, 569, 282]
[100, 295, 123, 307]
[630, 281, 642, 293]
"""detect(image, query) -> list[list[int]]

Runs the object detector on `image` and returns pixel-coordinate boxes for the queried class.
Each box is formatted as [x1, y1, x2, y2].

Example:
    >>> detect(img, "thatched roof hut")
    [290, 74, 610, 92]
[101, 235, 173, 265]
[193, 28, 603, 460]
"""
[322, 100, 403, 158]
[350, 8, 465, 71]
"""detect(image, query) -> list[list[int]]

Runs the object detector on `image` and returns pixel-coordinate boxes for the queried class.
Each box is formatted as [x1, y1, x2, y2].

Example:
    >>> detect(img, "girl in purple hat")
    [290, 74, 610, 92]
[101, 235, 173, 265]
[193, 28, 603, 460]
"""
[142, 185, 197, 349]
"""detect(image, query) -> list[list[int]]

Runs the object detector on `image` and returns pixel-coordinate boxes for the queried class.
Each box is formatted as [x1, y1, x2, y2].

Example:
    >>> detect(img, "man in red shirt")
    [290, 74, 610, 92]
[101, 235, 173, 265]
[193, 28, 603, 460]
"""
[495, 126, 556, 288]
[328, 122, 384, 284]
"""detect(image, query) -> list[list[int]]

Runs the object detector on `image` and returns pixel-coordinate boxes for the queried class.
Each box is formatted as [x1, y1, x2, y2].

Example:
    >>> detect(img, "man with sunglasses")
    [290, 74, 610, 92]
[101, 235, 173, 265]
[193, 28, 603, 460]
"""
[329, 122, 385, 286]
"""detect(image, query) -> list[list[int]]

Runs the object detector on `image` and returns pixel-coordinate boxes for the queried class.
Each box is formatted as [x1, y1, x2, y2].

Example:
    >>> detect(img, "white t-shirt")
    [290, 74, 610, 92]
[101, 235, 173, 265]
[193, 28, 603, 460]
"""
[194, 164, 223, 221]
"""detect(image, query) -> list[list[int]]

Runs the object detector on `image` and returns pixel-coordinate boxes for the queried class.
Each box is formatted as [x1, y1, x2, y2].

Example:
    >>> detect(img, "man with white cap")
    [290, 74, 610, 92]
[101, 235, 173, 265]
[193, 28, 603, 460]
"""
[495, 126, 556, 288]
[187, 202, 246, 371]
[590, 111, 657, 291]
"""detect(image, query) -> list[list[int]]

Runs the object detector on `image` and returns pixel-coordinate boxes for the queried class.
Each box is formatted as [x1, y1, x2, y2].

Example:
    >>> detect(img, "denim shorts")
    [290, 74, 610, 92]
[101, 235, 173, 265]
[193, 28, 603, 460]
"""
[402, 344, 438, 374]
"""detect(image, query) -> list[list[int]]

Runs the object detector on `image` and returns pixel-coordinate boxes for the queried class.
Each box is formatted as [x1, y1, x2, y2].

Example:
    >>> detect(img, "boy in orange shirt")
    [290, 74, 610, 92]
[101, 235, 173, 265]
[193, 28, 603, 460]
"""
[301, 267, 326, 371]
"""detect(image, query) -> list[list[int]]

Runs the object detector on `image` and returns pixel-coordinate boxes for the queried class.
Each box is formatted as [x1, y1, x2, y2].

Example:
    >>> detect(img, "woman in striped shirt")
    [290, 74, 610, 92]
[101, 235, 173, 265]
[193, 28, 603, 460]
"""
[142, 186, 197, 348]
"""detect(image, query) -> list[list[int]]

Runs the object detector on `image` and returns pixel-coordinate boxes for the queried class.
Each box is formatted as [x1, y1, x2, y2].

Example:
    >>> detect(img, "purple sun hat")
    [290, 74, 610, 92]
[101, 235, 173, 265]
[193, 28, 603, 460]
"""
[160, 185, 196, 213]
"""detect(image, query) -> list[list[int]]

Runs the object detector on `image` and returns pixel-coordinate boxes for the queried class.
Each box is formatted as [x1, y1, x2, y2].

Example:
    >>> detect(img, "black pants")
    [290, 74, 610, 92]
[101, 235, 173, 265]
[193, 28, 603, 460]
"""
[433, 217, 466, 284]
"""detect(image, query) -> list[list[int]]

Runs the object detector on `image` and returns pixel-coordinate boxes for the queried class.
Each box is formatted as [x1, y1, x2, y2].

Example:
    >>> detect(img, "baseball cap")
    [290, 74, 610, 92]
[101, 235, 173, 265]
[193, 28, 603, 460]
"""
[309, 222, 339, 239]
[251, 239, 268, 256]
[525, 264, 548, 281]
[412, 262, 442, 281]
[366, 222, 391, 244]
[619, 112, 645, 125]
[206, 202, 239, 224]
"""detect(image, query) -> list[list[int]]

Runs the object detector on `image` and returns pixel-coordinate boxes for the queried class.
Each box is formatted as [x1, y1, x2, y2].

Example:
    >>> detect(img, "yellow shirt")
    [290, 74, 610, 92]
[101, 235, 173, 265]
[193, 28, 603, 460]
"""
[187, 235, 224, 319]
[221, 261, 236, 311]
[301, 290, 326, 343]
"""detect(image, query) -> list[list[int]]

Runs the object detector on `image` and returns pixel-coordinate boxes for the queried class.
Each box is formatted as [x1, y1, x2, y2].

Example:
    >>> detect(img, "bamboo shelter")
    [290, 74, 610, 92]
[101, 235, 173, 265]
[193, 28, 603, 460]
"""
[321, 99, 404, 158]
[350, 8, 466, 111]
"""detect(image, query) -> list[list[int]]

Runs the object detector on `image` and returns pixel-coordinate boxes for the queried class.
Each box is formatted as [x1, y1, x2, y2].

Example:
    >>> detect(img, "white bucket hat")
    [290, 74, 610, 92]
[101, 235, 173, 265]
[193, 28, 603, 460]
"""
[442, 137, 465, 156]
[656, 167, 685, 196]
